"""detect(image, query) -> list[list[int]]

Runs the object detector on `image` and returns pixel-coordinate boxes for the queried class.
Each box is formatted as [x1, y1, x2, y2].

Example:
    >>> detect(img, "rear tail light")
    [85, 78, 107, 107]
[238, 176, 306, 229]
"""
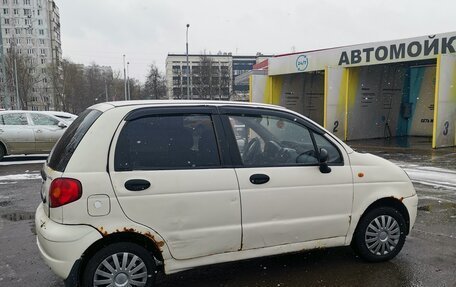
[49, 178, 82, 208]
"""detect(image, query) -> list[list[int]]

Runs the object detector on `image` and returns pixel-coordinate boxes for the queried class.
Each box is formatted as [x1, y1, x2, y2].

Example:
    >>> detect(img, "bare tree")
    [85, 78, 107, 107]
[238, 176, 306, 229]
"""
[219, 64, 231, 100]
[4, 50, 43, 109]
[143, 64, 166, 99]
[61, 60, 85, 114]
[191, 54, 231, 100]
[193, 54, 213, 100]
[47, 60, 65, 111]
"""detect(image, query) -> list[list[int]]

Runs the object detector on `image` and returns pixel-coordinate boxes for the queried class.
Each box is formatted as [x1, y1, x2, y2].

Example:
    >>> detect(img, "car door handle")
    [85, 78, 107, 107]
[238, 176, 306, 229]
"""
[124, 179, 151, 191]
[249, 174, 270, 185]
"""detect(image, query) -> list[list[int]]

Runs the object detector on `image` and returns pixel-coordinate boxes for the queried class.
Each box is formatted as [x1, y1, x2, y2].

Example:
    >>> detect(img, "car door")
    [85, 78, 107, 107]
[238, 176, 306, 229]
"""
[0, 112, 35, 154]
[220, 107, 354, 250]
[109, 107, 242, 260]
[29, 113, 66, 152]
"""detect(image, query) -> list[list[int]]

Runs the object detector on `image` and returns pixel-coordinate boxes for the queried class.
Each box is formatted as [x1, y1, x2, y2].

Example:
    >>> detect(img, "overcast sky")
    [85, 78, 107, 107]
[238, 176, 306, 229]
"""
[56, 0, 456, 82]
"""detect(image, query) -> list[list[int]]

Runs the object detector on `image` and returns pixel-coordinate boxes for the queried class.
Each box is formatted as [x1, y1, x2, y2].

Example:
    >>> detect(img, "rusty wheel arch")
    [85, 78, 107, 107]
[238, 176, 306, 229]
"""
[78, 231, 165, 281]
[354, 197, 411, 237]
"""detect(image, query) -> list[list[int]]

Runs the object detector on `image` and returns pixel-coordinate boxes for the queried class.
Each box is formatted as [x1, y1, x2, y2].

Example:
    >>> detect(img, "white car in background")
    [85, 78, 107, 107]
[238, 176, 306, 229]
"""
[0, 110, 69, 160]
[43, 111, 78, 124]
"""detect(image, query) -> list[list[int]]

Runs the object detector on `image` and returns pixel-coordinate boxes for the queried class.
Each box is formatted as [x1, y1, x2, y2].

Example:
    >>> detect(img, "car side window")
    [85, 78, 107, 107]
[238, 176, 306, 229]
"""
[312, 133, 343, 164]
[115, 114, 221, 171]
[31, 113, 59, 126]
[1, 113, 28, 125]
[228, 114, 319, 167]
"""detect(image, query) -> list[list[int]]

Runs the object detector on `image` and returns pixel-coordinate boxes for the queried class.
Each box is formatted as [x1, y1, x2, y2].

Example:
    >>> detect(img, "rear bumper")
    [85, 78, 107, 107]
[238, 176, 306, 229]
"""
[35, 203, 102, 279]
[402, 194, 418, 233]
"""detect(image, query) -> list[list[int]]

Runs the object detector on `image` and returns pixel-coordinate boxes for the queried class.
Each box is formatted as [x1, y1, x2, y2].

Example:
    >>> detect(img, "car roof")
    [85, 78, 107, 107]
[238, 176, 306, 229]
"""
[91, 100, 289, 112]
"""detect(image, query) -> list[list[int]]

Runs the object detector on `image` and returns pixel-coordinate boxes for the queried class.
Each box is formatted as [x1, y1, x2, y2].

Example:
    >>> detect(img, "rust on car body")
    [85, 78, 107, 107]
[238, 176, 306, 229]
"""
[97, 227, 165, 250]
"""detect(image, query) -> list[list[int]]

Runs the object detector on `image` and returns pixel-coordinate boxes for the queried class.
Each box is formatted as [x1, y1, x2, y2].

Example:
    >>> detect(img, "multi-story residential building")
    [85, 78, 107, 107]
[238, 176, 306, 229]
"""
[165, 53, 272, 101]
[0, 0, 62, 110]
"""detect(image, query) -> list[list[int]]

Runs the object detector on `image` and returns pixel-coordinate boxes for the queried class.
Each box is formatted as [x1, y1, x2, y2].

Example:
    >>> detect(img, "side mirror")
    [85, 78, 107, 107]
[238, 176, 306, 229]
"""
[57, 121, 67, 129]
[318, 148, 332, 174]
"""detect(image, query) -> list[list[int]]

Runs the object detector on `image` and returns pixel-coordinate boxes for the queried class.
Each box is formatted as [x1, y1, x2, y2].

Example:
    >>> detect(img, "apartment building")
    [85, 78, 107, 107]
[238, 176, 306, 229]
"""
[0, 0, 62, 110]
[165, 53, 271, 100]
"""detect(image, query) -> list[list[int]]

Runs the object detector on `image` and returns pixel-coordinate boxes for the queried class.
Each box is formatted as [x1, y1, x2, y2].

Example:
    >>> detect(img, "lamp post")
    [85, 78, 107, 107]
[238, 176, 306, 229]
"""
[127, 61, 131, 100]
[186, 24, 190, 100]
[123, 55, 127, 100]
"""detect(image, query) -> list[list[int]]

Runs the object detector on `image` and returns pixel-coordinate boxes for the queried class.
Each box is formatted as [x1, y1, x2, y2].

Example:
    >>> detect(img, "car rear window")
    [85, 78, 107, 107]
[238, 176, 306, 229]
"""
[48, 109, 102, 172]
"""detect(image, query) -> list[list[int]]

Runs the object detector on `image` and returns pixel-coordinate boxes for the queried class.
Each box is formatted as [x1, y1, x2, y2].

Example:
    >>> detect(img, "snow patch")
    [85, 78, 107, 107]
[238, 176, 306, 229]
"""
[397, 164, 456, 191]
[0, 173, 41, 181]
[0, 160, 45, 166]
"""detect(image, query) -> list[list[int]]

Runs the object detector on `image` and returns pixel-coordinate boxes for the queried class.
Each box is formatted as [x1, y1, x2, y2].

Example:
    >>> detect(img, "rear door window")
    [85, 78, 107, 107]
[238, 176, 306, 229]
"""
[1, 113, 29, 125]
[115, 114, 220, 171]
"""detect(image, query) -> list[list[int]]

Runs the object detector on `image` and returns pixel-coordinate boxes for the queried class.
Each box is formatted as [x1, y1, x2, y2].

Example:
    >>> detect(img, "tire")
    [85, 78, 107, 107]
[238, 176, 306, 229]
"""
[352, 207, 407, 262]
[0, 144, 5, 161]
[82, 242, 156, 287]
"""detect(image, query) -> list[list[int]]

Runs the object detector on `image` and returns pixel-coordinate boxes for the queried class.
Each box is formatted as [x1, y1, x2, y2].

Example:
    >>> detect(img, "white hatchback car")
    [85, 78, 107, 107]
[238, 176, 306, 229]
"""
[36, 101, 418, 287]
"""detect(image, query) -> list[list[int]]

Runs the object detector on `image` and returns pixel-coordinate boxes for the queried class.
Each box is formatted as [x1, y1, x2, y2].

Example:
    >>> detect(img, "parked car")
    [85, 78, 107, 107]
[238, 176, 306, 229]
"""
[36, 101, 418, 287]
[0, 110, 69, 160]
[43, 111, 78, 124]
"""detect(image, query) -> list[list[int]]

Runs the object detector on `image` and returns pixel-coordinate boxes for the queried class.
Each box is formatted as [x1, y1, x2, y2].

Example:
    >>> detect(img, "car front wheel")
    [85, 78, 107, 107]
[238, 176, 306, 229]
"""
[82, 242, 156, 287]
[352, 207, 407, 262]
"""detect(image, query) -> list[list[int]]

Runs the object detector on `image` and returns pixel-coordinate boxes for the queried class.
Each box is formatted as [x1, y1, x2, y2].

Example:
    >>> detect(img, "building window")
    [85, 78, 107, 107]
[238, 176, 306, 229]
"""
[3, 8, 9, 15]
[13, 8, 18, 15]
[25, 19, 31, 25]
[39, 39, 45, 45]
[27, 38, 32, 44]
[23, 0, 30, 4]
[37, 9, 40, 16]
[3, 0, 8, 4]
[13, 0, 18, 4]
[23, 9, 31, 15]
[40, 58, 45, 64]
[39, 29, 44, 35]
[4, 28, 9, 35]
[38, 19, 43, 25]
[15, 28, 21, 35]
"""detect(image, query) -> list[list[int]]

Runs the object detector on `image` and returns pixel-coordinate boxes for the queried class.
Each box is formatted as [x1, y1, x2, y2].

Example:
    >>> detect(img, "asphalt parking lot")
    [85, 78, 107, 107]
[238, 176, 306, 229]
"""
[0, 148, 455, 287]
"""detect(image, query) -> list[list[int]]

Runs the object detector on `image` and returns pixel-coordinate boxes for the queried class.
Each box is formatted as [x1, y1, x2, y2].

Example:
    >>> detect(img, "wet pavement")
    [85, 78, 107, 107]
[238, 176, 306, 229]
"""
[0, 150, 455, 287]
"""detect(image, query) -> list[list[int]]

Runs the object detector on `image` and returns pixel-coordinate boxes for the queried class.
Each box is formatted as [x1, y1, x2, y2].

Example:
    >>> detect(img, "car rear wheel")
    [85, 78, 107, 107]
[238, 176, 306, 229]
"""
[352, 207, 407, 262]
[0, 144, 5, 161]
[82, 242, 156, 287]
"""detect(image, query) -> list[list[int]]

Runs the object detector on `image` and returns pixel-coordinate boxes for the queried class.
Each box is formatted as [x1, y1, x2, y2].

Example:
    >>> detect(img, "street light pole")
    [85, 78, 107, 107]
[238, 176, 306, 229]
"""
[127, 61, 131, 100]
[123, 54, 127, 100]
[186, 24, 190, 100]
[14, 58, 20, 109]
[105, 79, 108, 102]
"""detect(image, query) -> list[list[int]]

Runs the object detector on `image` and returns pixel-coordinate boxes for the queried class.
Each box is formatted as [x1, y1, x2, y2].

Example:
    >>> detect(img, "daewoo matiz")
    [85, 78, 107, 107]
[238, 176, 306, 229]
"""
[36, 101, 418, 287]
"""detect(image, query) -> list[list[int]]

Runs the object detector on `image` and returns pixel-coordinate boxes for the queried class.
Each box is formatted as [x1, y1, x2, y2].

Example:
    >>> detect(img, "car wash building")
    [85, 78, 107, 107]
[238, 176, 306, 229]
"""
[249, 32, 456, 148]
